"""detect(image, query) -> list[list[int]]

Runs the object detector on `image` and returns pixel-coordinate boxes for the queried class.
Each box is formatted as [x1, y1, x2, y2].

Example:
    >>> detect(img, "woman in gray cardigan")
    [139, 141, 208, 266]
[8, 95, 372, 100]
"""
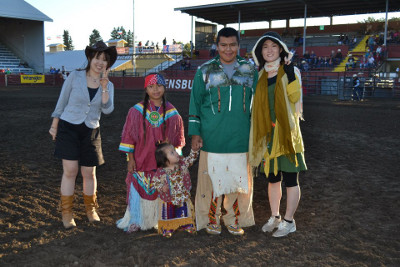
[49, 41, 117, 229]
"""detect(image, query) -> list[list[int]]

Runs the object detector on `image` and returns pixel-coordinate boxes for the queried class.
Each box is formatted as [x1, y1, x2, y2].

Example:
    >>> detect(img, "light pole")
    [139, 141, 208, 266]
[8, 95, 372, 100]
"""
[132, 0, 136, 74]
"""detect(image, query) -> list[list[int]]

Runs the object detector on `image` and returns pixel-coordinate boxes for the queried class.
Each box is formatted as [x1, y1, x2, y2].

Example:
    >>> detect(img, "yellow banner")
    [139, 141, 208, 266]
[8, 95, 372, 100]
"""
[20, 75, 45, 84]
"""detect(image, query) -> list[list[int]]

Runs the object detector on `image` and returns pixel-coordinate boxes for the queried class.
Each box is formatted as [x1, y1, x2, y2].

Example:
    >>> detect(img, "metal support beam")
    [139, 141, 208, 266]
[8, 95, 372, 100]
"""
[132, 0, 136, 72]
[303, 4, 307, 56]
[384, 0, 388, 47]
[191, 16, 194, 58]
[238, 10, 241, 38]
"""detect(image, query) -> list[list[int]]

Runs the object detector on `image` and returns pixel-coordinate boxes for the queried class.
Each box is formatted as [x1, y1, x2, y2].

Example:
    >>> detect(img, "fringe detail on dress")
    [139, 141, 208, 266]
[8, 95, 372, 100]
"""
[116, 183, 141, 231]
[139, 196, 159, 230]
[116, 183, 158, 231]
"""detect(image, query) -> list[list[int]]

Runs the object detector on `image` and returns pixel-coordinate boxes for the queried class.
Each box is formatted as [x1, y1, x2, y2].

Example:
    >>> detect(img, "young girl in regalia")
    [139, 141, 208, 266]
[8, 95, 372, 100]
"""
[116, 73, 185, 232]
[153, 142, 199, 238]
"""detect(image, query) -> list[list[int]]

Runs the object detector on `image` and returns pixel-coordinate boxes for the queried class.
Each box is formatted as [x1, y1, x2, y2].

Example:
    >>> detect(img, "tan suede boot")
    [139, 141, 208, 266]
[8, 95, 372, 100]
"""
[60, 195, 76, 229]
[83, 193, 100, 222]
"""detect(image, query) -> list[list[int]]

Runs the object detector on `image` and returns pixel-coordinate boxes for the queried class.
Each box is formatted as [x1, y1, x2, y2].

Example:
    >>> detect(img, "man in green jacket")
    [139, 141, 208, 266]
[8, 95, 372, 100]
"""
[189, 27, 258, 235]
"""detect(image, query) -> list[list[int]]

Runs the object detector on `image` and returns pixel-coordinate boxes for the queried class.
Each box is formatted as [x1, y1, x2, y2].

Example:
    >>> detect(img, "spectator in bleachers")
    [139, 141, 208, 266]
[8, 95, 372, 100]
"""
[180, 59, 186, 70]
[365, 48, 371, 59]
[5, 68, 11, 74]
[381, 44, 387, 58]
[329, 52, 335, 67]
[350, 35, 357, 49]
[303, 50, 310, 63]
[0, 69, 5, 74]
[359, 55, 367, 69]
[376, 34, 384, 46]
[61, 70, 68, 80]
[321, 56, 328, 68]
[334, 49, 343, 65]
[315, 56, 323, 68]
[388, 31, 394, 43]
[375, 45, 382, 62]
[309, 51, 316, 64]
[367, 54, 375, 68]
[343, 34, 349, 45]
[367, 36, 375, 53]
[298, 36, 303, 46]
[184, 58, 191, 70]
[345, 54, 356, 71]
[300, 60, 309, 72]
[338, 33, 344, 45]
[393, 31, 399, 43]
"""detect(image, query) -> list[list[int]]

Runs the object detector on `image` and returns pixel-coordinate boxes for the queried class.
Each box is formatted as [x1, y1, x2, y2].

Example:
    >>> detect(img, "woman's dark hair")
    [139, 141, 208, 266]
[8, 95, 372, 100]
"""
[216, 27, 240, 45]
[142, 74, 167, 142]
[155, 142, 172, 168]
[255, 38, 289, 71]
[84, 51, 112, 73]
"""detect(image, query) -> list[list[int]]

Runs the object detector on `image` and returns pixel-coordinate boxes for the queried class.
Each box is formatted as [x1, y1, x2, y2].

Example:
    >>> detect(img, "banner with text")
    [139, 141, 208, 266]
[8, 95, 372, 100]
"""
[21, 75, 45, 83]
[165, 78, 192, 91]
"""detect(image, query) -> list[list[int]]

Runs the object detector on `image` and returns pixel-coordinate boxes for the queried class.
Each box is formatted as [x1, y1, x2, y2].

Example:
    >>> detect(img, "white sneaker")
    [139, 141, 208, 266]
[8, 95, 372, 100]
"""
[272, 219, 296, 237]
[261, 216, 281, 233]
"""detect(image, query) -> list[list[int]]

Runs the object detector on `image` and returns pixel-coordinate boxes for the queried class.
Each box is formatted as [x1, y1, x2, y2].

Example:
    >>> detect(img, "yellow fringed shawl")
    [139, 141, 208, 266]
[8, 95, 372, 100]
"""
[249, 65, 301, 174]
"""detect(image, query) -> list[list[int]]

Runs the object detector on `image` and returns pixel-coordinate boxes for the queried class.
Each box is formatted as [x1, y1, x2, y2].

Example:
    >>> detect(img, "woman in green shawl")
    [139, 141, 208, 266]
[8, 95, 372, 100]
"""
[249, 32, 307, 238]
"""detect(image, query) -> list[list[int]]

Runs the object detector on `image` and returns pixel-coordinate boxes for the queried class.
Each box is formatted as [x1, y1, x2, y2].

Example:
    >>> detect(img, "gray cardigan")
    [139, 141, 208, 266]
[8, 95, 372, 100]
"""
[51, 70, 114, 129]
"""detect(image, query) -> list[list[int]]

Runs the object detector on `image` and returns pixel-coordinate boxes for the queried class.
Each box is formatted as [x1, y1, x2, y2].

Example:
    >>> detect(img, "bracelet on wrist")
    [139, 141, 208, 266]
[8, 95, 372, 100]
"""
[102, 89, 109, 93]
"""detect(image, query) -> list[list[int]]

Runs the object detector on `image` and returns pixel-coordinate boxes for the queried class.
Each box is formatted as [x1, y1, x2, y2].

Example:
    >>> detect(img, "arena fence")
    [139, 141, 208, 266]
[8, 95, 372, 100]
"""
[1, 72, 399, 99]
[302, 70, 400, 99]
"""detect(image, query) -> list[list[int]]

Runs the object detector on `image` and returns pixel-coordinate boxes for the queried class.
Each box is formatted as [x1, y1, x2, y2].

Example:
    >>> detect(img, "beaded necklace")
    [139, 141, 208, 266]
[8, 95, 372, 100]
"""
[148, 101, 162, 127]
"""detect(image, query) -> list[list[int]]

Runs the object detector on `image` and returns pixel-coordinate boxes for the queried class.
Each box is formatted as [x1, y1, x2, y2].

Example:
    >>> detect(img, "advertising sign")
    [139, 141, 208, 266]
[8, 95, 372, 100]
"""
[165, 78, 192, 91]
[20, 75, 45, 83]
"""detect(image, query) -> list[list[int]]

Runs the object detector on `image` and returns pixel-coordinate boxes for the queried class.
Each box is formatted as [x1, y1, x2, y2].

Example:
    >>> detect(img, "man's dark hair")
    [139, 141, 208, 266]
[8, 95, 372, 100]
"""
[216, 27, 240, 45]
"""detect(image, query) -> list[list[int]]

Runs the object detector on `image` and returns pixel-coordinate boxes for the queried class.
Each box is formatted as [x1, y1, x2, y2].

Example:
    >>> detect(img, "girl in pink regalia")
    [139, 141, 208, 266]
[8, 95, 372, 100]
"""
[116, 73, 185, 232]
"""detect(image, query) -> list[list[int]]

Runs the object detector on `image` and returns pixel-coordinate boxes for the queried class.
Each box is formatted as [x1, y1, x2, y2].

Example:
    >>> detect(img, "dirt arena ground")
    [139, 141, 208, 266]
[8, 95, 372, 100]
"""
[0, 86, 399, 267]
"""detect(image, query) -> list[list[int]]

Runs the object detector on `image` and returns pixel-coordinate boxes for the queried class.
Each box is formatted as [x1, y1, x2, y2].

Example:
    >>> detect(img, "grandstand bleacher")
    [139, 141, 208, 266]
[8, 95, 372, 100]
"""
[0, 42, 34, 74]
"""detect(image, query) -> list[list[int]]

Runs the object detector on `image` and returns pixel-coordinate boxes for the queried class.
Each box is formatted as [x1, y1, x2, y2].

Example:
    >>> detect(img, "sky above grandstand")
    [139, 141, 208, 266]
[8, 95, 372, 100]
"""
[25, 0, 400, 51]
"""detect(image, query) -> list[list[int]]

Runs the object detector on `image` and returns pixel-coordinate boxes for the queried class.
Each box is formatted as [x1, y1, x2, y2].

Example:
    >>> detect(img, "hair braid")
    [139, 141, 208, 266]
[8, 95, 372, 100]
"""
[162, 94, 167, 141]
[142, 93, 149, 142]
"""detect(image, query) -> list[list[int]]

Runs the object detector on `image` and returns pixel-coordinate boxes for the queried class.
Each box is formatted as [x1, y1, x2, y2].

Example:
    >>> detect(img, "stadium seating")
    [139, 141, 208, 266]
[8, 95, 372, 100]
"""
[333, 35, 369, 72]
[0, 42, 34, 74]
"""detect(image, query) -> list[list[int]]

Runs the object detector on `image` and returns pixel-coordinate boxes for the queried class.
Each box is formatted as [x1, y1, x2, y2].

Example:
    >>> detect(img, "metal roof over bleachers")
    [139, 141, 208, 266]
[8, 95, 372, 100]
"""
[175, 0, 400, 25]
[0, 0, 52, 22]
